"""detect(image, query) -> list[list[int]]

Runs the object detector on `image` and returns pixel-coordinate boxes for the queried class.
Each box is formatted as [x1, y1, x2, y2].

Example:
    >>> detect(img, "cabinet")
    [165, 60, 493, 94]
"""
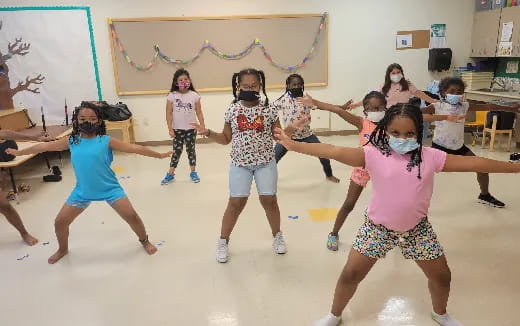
[470, 9, 502, 57]
[498, 6, 520, 56]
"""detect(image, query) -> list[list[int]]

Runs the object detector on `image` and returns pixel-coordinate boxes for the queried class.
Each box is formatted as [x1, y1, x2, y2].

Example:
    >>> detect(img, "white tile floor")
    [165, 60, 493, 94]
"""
[1, 135, 519, 326]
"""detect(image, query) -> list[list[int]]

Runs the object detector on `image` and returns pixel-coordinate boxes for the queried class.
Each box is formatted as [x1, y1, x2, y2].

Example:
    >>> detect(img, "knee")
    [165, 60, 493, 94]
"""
[228, 197, 247, 210]
[339, 267, 367, 285]
[431, 269, 451, 287]
[259, 195, 277, 207]
[0, 200, 12, 213]
[54, 217, 71, 229]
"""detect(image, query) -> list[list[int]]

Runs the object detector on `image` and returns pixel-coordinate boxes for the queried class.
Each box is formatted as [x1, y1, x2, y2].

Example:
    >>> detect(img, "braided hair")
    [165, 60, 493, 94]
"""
[368, 103, 424, 179]
[362, 91, 387, 115]
[69, 102, 107, 145]
[170, 68, 197, 93]
[232, 68, 269, 106]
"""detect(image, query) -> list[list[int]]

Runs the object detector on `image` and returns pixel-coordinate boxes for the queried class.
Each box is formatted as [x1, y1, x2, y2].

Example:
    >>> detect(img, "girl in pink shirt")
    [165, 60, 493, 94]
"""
[274, 104, 520, 326]
[348, 63, 438, 109]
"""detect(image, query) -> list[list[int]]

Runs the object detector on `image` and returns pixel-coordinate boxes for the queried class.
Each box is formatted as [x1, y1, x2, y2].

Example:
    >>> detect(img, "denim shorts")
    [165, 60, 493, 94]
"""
[229, 160, 277, 197]
[66, 194, 127, 209]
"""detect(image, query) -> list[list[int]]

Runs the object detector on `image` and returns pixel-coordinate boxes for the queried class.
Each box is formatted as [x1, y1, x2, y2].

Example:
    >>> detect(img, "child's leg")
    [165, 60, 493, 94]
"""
[259, 195, 281, 236]
[48, 204, 85, 264]
[331, 180, 364, 236]
[185, 129, 197, 172]
[0, 195, 38, 245]
[463, 150, 490, 194]
[168, 130, 185, 175]
[274, 143, 288, 163]
[330, 249, 377, 316]
[110, 197, 157, 255]
[415, 255, 451, 315]
[220, 197, 248, 240]
[300, 135, 340, 182]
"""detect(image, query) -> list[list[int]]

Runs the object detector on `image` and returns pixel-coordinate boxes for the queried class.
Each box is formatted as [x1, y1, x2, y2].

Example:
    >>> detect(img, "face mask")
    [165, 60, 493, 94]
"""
[78, 121, 100, 134]
[388, 135, 419, 154]
[238, 90, 260, 102]
[445, 94, 462, 105]
[365, 111, 385, 123]
[177, 81, 191, 90]
[390, 74, 403, 83]
[289, 87, 304, 98]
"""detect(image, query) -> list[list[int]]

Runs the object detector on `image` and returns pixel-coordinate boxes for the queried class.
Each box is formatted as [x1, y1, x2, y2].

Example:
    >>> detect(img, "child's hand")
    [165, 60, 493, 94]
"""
[296, 93, 313, 107]
[5, 148, 20, 156]
[274, 127, 296, 150]
[159, 151, 173, 159]
[36, 132, 51, 142]
[291, 116, 310, 130]
[341, 99, 354, 111]
[190, 123, 208, 136]
[169, 130, 176, 139]
[447, 114, 466, 123]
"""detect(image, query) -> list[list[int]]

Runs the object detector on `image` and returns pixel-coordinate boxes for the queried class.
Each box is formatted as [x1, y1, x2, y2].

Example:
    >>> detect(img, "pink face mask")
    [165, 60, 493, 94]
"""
[177, 81, 191, 90]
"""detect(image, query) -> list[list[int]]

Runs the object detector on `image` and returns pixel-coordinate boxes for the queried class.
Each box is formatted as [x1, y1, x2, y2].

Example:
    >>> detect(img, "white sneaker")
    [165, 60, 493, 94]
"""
[216, 238, 229, 263]
[314, 313, 342, 326]
[272, 231, 287, 254]
[432, 312, 463, 326]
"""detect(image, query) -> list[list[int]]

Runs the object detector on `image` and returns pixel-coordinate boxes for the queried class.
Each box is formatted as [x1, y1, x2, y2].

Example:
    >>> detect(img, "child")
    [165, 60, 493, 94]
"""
[190, 68, 304, 263]
[0, 129, 48, 246]
[299, 92, 464, 251]
[161, 68, 205, 185]
[272, 74, 340, 183]
[274, 104, 519, 326]
[7, 103, 172, 264]
[348, 63, 438, 109]
[423, 77, 520, 208]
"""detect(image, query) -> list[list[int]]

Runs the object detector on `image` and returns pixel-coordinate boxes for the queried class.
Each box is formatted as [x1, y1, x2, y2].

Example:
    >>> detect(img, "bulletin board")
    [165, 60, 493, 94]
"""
[109, 14, 329, 96]
[396, 30, 430, 50]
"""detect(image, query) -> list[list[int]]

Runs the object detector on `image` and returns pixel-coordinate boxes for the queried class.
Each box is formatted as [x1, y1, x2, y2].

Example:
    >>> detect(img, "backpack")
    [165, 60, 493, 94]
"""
[0, 140, 18, 162]
[486, 111, 516, 130]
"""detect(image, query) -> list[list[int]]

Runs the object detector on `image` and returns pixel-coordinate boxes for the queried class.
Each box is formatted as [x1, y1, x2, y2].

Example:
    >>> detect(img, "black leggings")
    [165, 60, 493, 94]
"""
[274, 134, 333, 177]
[170, 129, 197, 168]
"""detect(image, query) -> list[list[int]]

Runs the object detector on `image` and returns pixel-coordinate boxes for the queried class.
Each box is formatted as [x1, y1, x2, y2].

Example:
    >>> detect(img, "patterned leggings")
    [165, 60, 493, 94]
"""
[170, 129, 197, 168]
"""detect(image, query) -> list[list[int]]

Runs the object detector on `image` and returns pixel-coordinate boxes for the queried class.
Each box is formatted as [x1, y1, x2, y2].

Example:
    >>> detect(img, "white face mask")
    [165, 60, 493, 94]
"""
[390, 74, 403, 83]
[366, 111, 385, 123]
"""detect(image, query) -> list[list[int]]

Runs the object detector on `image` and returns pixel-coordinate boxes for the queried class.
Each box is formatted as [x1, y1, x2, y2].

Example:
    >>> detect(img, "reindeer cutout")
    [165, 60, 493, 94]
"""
[0, 21, 45, 110]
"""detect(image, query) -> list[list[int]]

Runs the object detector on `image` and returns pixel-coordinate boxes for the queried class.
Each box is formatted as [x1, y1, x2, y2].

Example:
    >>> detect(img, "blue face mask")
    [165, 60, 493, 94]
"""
[388, 135, 419, 154]
[445, 94, 462, 105]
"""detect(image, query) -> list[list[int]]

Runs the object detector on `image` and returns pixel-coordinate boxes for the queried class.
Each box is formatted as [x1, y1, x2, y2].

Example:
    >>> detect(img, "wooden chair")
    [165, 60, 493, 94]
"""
[464, 111, 487, 146]
[481, 114, 514, 152]
[105, 118, 135, 143]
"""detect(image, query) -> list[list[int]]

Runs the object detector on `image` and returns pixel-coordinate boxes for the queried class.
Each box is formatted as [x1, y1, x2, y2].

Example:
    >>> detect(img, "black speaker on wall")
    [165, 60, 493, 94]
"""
[428, 48, 452, 72]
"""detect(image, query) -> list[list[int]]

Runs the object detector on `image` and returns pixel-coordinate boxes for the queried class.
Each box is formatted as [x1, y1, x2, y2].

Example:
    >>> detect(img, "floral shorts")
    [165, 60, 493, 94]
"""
[350, 167, 370, 187]
[352, 215, 444, 260]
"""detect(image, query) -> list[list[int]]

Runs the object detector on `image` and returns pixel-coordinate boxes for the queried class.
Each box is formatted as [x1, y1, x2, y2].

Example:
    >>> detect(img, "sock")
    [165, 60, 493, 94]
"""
[432, 312, 463, 326]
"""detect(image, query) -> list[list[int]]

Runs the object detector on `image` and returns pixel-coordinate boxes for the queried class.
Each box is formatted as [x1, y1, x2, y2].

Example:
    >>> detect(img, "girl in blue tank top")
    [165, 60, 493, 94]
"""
[8, 103, 172, 264]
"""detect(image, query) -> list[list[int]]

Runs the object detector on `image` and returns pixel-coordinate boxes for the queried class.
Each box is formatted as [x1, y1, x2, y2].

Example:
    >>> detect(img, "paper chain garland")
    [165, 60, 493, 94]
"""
[109, 13, 327, 72]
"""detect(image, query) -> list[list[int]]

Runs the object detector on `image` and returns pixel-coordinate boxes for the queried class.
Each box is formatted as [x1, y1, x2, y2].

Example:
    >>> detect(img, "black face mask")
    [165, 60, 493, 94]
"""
[289, 87, 304, 98]
[78, 121, 100, 134]
[238, 90, 260, 102]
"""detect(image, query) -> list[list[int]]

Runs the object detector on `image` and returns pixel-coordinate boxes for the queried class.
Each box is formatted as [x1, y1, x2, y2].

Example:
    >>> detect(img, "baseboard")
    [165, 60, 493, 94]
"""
[136, 130, 358, 146]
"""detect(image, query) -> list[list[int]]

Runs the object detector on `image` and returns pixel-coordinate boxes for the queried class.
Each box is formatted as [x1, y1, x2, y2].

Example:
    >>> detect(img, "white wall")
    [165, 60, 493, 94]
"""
[2, 0, 475, 141]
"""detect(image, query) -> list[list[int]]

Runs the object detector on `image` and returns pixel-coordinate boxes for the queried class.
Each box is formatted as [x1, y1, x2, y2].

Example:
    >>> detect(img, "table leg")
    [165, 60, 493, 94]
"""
[8, 168, 17, 194]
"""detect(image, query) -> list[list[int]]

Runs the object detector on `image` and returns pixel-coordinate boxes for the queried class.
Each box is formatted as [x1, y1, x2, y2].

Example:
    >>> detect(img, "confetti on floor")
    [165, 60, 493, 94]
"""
[112, 166, 125, 174]
[288, 215, 299, 220]
[307, 208, 339, 222]
[17, 254, 29, 261]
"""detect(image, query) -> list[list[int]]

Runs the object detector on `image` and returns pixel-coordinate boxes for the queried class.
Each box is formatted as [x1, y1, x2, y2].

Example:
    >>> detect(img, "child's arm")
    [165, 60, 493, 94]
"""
[5, 137, 69, 156]
[423, 114, 465, 123]
[274, 127, 365, 166]
[165, 101, 175, 138]
[195, 100, 206, 129]
[467, 100, 520, 113]
[411, 89, 439, 104]
[190, 122, 232, 145]
[443, 155, 520, 173]
[298, 95, 363, 130]
[0, 130, 49, 142]
[109, 138, 172, 159]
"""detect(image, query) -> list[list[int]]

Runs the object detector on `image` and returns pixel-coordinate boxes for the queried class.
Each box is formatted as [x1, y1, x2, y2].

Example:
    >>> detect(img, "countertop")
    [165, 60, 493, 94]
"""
[465, 89, 520, 100]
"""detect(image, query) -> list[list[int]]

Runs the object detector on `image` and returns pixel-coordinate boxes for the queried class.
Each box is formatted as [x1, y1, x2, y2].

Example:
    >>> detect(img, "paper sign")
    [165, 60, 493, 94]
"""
[430, 24, 446, 37]
[396, 34, 413, 49]
[506, 61, 519, 74]
[501, 22, 514, 42]
[498, 41, 513, 56]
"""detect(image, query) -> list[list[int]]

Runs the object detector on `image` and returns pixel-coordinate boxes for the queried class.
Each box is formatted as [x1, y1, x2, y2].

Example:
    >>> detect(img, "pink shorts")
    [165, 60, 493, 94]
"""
[350, 167, 370, 187]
